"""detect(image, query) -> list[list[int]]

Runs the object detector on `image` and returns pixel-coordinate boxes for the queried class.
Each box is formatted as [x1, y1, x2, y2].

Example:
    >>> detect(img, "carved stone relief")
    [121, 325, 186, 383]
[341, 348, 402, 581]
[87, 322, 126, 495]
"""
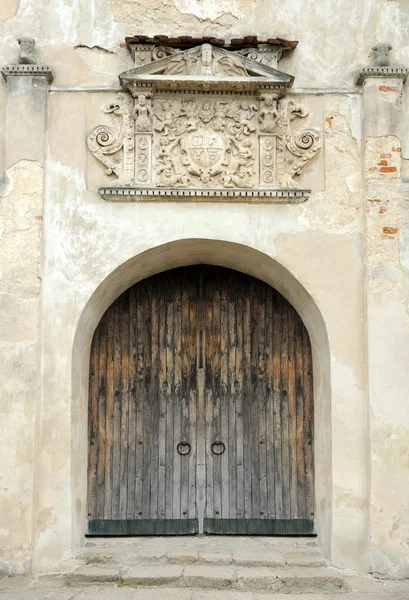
[87, 42, 322, 200]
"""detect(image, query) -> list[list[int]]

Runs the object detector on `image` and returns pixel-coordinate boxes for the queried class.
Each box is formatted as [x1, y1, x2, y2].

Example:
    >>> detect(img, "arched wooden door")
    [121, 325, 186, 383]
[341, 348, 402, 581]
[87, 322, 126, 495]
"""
[87, 266, 315, 536]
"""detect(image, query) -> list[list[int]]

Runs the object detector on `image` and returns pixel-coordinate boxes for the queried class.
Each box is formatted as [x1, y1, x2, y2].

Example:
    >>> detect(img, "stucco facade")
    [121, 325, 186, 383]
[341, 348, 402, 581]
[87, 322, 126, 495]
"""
[0, 0, 409, 582]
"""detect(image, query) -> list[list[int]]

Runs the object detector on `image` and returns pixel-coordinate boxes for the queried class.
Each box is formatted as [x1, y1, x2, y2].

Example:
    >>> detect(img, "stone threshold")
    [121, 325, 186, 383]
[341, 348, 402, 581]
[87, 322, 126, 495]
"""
[67, 564, 344, 593]
[79, 539, 327, 569]
[99, 187, 311, 203]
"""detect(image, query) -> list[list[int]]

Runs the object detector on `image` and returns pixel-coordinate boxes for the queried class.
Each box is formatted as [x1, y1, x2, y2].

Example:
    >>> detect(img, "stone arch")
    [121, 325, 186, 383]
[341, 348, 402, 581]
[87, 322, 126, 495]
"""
[71, 239, 332, 554]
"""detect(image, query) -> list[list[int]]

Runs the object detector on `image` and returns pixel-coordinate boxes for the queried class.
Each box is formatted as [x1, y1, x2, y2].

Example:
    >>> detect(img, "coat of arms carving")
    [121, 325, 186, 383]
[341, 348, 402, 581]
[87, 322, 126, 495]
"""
[88, 38, 322, 202]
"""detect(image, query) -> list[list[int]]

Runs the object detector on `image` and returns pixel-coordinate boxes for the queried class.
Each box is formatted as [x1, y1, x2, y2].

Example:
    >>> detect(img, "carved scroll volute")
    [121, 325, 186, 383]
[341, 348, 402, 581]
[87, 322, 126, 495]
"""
[87, 92, 135, 184]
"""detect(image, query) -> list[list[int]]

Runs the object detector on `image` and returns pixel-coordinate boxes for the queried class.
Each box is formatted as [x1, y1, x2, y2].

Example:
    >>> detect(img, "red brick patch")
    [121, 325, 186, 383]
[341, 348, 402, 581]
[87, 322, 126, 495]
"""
[378, 85, 400, 92]
[381, 153, 392, 159]
[378, 160, 388, 166]
[379, 166, 397, 173]
[383, 226, 399, 235]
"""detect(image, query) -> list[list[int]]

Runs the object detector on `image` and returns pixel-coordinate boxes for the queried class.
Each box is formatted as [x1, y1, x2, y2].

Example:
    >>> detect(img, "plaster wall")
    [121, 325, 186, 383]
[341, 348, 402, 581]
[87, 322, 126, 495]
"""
[0, 0, 407, 581]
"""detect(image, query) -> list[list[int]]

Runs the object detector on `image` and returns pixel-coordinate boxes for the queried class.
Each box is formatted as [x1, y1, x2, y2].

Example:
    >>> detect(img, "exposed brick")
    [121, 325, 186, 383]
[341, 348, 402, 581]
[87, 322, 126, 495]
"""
[383, 227, 399, 235]
[368, 166, 378, 172]
[379, 207, 388, 214]
[378, 160, 388, 166]
[392, 147, 402, 152]
[379, 166, 397, 173]
[381, 153, 392, 159]
[378, 85, 400, 92]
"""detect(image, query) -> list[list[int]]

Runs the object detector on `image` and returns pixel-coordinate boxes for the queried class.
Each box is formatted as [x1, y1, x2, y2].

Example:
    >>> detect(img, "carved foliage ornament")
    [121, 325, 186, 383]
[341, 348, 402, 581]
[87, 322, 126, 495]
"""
[88, 43, 322, 194]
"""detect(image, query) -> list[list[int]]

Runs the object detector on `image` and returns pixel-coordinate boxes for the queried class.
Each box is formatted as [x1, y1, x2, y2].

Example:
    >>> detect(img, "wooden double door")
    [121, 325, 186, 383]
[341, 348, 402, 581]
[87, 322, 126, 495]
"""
[87, 266, 315, 536]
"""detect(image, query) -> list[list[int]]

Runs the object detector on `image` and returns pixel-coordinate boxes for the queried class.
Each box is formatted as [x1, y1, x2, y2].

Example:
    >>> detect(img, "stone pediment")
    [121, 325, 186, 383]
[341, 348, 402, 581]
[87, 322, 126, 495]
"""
[120, 44, 294, 93]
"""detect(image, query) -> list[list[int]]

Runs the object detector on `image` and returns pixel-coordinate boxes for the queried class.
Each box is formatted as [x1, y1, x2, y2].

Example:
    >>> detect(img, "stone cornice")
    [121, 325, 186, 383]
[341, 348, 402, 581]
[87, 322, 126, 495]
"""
[1, 64, 54, 83]
[99, 187, 311, 203]
[356, 66, 409, 85]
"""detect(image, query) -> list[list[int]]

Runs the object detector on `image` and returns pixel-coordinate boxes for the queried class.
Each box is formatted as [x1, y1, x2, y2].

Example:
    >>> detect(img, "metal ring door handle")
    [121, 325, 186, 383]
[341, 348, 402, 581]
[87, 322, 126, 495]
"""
[211, 441, 225, 455]
[177, 441, 191, 455]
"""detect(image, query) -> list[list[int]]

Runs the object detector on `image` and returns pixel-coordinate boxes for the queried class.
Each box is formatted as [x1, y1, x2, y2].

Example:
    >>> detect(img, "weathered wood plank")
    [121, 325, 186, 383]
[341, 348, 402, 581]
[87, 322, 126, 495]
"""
[126, 287, 137, 519]
[265, 288, 275, 519]
[158, 277, 167, 520]
[88, 322, 99, 519]
[295, 313, 306, 518]
[235, 276, 244, 519]
[272, 293, 283, 519]
[104, 305, 114, 519]
[280, 298, 290, 520]
[303, 322, 315, 519]
[172, 277, 182, 520]
[220, 275, 229, 519]
[119, 293, 130, 519]
[165, 278, 174, 520]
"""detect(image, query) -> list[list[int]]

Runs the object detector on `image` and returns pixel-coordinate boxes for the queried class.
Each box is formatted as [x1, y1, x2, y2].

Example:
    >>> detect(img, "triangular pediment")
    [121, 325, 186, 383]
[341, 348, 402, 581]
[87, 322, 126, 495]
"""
[119, 43, 294, 92]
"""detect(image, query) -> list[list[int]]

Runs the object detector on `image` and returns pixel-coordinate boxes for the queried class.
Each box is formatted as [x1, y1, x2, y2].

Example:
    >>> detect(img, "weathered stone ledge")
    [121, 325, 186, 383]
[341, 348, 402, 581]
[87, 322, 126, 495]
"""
[99, 187, 311, 203]
[356, 66, 409, 85]
[1, 64, 54, 82]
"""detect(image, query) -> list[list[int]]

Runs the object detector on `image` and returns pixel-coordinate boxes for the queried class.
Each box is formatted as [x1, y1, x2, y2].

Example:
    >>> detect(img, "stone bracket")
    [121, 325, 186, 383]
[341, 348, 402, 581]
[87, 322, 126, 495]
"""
[2, 64, 54, 83]
[99, 186, 311, 203]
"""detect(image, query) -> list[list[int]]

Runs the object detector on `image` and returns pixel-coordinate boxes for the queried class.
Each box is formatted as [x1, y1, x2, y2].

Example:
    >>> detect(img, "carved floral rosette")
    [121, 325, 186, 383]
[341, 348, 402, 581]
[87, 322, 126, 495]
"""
[88, 43, 322, 196]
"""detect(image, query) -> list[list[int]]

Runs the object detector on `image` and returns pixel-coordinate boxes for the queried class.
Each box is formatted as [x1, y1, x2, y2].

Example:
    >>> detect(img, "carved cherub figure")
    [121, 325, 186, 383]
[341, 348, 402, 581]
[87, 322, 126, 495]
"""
[154, 100, 176, 139]
[132, 94, 152, 132]
[198, 100, 214, 123]
[222, 165, 252, 188]
[155, 136, 180, 174]
[237, 101, 257, 134]
[158, 168, 190, 187]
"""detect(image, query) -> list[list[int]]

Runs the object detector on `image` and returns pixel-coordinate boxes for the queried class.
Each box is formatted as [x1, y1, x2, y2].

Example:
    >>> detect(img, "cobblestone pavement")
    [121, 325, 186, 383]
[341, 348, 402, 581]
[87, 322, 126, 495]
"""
[1, 576, 409, 600]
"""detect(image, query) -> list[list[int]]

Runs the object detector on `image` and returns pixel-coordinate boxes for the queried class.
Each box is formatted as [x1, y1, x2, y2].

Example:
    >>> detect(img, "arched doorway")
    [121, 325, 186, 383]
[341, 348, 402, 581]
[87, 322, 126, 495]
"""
[87, 265, 315, 536]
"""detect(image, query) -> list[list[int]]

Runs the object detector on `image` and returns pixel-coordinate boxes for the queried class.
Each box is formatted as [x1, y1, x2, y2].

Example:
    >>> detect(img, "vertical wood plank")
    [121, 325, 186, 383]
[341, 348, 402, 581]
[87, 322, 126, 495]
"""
[303, 323, 314, 519]
[265, 288, 275, 518]
[242, 285, 252, 519]
[149, 282, 159, 520]
[173, 277, 182, 520]
[220, 272, 229, 519]
[88, 324, 99, 518]
[204, 270, 214, 520]
[288, 307, 298, 518]
[272, 292, 283, 519]
[295, 312, 306, 518]
[104, 306, 114, 519]
[188, 270, 198, 520]
[235, 275, 244, 519]
[126, 287, 137, 519]
[212, 270, 222, 520]
[180, 272, 190, 520]
[165, 277, 174, 520]
[142, 281, 152, 518]
[119, 293, 130, 518]
[134, 283, 144, 518]
[258, 282, 267, 519]
[158, 276, 167, 520]
[280, 298, 290, 519]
